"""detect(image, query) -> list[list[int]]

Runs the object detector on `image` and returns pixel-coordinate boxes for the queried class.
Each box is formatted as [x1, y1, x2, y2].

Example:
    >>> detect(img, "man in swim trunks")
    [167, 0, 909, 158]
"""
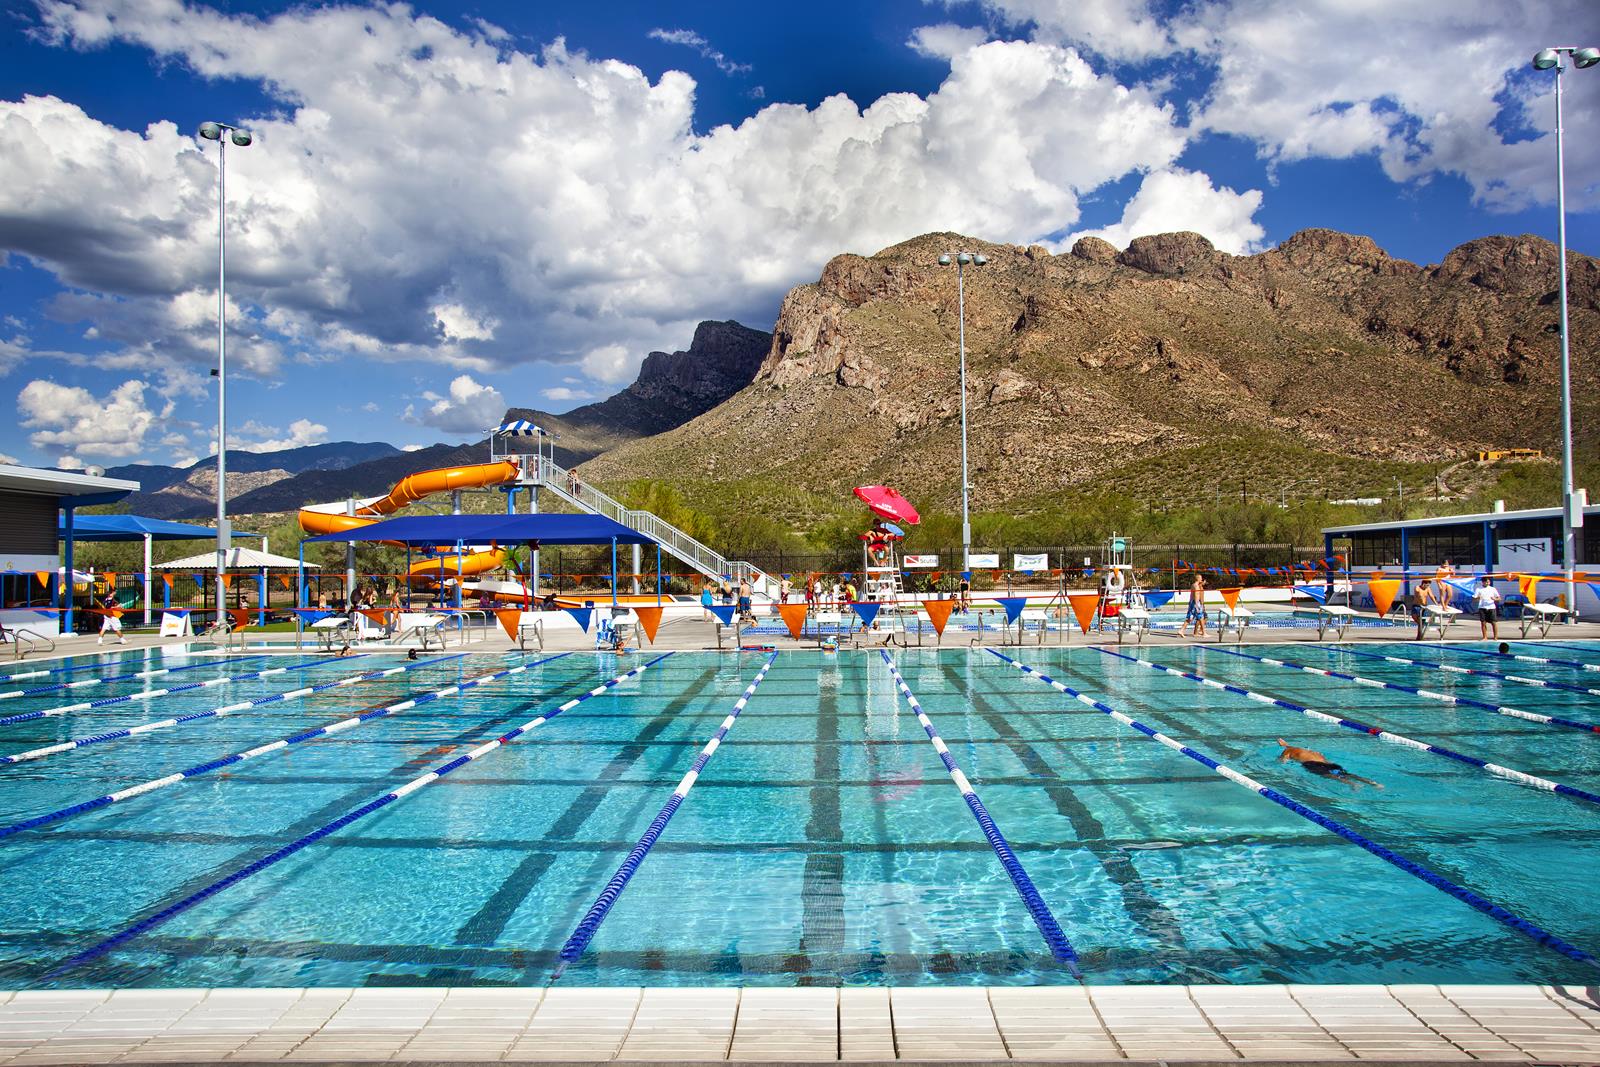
[1277, 739, 1382, 790]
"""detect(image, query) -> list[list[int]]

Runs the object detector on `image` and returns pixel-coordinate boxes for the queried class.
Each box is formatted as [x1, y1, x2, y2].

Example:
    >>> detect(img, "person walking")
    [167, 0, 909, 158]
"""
[1472, 576, 1503, 640]
[700, 582, 714, 622]
[97, 592, 126, 645]
[1181, 575, 1207, 637]
[737, 579, 753, 623]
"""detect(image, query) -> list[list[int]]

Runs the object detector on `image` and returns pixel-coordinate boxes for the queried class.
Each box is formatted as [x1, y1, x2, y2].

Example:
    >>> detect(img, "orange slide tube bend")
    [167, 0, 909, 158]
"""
[298, 461, 521, 578]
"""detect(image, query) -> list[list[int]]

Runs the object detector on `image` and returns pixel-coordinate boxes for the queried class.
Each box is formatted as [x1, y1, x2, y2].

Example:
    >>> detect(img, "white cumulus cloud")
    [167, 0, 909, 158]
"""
[228, 417, 329, 452]
[1064, 168, 1265, 254]
[406, 374, 506, 435]
[18, 377, 168, 459]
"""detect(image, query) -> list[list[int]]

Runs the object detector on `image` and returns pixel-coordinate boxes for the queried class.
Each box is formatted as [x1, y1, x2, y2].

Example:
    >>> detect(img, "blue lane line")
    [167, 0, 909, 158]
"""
[44, 652, 669, 981]
[0, 657, 162, 683]
[558, 653, 779, 968]
[1320, 644, 1600, 697]
[1096, 647, 1600, 808]
[0, 653, 463, 765]
[987, 648, 1599, 971]
[1208, 645, 1600, 735]
[0, 655, 267, 703]
[1525, 641, 1600, 660]
[1429, 644, 1600, 673]
[880, 650, 1080, 973]
[0, 656, 351, 728]
[0, 652, 573, 840]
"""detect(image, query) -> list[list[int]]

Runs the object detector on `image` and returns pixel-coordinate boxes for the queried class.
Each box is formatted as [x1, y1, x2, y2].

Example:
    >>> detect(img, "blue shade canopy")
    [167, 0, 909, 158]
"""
[57, 514, 256, 542]
[302, 513, 655, 546]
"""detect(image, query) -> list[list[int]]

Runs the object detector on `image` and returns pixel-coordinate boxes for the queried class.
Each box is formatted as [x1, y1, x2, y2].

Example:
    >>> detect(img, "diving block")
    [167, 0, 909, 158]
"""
[515, 613, 543, 651]
[310, 616, 351, 651]
[1419, 604, 1462, 640]
[395, 612, 449, 650]
[1519, 601, 1571, 640]
[1116, 606, 1153, 644]
[1211, 605, 1253, 642]
[1315, 605, 1360, 641]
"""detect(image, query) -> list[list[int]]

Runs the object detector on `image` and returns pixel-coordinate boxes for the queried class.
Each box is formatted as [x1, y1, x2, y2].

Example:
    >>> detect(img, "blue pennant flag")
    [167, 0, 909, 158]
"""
[1143, 590, 1176, 611]
[564, 607, 594, 633]
[1294, 584, 1329, 605]
[995, 596, 1027, 625]
[708, 604, 737, 627]
[852, 602, 881, 628]
[960, 570, 973, 580]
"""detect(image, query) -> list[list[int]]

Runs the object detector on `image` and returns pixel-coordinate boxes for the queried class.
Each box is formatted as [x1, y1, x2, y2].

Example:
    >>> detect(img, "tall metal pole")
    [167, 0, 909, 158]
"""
[957, 258, 971, 572]
[214, 131, 230, 620]
[1553, 58, 1578, 618]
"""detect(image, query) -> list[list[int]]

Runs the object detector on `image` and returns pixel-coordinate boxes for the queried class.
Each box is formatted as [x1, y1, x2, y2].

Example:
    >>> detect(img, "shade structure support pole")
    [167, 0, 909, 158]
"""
[611, 538, 618, 610]
[631, 543, 641, 595]
[143, 533, 153, 627]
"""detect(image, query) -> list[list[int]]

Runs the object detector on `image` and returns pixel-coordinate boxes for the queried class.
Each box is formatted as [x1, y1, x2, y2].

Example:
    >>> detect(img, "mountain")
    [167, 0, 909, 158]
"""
[212, 320, 771, 516]
[110, 442, 406, 519]
[579, 228, 1598, 515]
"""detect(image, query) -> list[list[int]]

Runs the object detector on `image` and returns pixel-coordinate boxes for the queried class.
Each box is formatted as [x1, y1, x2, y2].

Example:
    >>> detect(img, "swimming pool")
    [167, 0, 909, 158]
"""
[0, 641, 1596, 989]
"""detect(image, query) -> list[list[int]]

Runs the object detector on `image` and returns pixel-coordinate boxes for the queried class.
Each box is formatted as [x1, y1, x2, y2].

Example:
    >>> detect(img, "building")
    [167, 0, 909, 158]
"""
[0, 464, 139, 631]
[1322, 504, 1600, 615]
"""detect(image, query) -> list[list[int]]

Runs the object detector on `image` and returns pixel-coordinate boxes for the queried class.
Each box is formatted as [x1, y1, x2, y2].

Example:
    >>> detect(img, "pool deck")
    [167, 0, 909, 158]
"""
[0, 984, 1597, 1063]
[25, 614, 1600, 656]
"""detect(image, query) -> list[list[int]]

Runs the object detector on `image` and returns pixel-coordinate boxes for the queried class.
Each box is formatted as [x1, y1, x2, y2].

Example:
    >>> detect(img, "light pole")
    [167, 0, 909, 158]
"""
[1532, 45, 1598, 619]
[937, 250, 987, 570]
[198, 120, 252, 625]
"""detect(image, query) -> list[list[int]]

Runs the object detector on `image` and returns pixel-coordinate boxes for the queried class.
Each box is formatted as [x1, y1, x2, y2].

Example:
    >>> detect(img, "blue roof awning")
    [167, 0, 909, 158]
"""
[57, 514, 256, 542]
[302, 513, 654, 546]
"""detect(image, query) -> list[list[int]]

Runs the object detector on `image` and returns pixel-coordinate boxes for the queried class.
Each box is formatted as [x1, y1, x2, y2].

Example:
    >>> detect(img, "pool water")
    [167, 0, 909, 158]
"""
[0, 641, 1596, 989]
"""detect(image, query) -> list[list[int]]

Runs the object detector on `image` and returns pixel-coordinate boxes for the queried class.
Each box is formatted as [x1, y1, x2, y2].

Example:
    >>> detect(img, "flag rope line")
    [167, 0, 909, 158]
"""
[0, 652, 574, 840]
[0, 655, 267, 704]
[985, 648, 1598, 970]
[558, 652, 779, 967]
[0, 653, 463, 766]
[0, 657, 348, 729]
[879, 649, 1081, 973]
[43, 652, 669, 980]
[1095, 647, 1600, 807]
[1207, 645, 1600, 735]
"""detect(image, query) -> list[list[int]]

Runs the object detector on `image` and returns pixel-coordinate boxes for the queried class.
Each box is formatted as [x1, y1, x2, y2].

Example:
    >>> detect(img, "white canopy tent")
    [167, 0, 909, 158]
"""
[159, 548, 318, 626]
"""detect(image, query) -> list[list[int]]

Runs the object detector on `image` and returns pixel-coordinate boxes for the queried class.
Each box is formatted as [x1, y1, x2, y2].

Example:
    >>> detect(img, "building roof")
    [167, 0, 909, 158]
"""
[302, 513, 654, 546]
[0, 464, 139, 505]
[1322, 504, 1600, 536]
[159, 547, 317, 570]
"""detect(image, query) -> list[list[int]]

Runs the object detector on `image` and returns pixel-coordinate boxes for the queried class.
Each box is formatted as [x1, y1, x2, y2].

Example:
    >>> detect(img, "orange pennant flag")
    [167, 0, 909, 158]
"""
[278, 575, 293, 590]
[1368, 578, 1402, 616]
[228, 609, 251, 630]
[161, 574, 174, 589]
[1517, 573, 1539, 599]
[777, 603, 808, 639]
[1067, 591, 1101, 634]
[495, 608, 522, 642]
[1220, 586, 1242, 611]
[921, 598, 955, 636]
[35, 571, 50, 589]
[633, 605, 664, 644]
[359, 609, 388, 623]
[220, 573, 233, 589]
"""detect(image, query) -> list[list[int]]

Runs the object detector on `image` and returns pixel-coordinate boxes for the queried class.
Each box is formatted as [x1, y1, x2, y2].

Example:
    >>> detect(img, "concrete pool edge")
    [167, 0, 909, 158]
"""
[0, 985, 1597, 1063]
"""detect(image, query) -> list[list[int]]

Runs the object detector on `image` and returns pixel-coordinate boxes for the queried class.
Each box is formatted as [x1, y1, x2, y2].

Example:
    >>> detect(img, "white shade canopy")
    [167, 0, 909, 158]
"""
[157, 547, 317, 570]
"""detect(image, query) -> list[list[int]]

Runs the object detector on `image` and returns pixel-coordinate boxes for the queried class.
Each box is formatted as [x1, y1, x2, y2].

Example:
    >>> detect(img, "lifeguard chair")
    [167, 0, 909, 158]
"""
[1096, 534, 1138, 632]
[860, 522, 906, 604]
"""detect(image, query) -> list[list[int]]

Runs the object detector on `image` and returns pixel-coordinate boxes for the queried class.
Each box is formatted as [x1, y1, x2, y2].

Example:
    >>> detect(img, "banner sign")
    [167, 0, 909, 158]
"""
[902, 555, 940, 568]
[1013, 552, 1048, 571]
[969, 553, 1000, 569]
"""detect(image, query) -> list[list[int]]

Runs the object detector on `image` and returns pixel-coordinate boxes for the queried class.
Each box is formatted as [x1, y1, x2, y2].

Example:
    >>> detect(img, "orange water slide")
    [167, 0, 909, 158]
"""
[297, 461, 522, 577]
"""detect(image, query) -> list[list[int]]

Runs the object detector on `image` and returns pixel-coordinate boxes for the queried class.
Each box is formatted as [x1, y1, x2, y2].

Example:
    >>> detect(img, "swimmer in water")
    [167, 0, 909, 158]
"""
[1277, 738, 1383, 790]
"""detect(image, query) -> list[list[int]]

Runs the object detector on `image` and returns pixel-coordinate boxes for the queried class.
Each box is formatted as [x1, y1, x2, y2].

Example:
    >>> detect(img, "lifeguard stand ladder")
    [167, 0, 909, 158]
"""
[1097, 534, 1137, 632]
[863, 541, 904, 604]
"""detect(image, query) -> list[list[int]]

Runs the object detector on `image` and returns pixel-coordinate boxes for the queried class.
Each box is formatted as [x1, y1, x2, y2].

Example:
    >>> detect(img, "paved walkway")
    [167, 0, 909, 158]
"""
[0, 985, 1597, 1063]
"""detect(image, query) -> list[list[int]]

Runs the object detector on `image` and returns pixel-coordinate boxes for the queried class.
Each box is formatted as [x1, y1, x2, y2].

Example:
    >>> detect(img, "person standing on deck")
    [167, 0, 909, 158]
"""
[700, 582, 714, 622]
[1472, 576, 1503, 640]
[779, 575, 792, 605]
[1181, 575, 1207, 637]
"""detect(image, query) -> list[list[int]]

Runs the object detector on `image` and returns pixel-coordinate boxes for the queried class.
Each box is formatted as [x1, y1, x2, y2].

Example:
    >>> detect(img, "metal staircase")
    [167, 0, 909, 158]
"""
[533, 456, 777, 597]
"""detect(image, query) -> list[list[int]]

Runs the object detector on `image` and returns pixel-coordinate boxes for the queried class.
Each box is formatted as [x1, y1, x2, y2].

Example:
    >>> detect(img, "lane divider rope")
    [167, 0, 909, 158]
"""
[0, 653, 464, 765]
[1427, 643, 1600, 674]
[44, 652, 668, 979]
[1319, 644, 1600, 697]
[0, 656, 356, 728]
[0, 657, 172, 684]
[1206, 645, 1600, 735]
[879, 649, 1081, 974]
[986, 648, 1598, 971]
[0, 652, 576, 840]
[1095, 647, 1600, 807]
[0, 655, 267, 703]
[558, 652, 779, 968]
[1523, 641, 1600, 663]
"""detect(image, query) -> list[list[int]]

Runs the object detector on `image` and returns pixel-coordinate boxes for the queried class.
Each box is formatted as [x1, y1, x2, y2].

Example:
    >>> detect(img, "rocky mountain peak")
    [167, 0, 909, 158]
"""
[1116, 231, 1220, 275]
[1430, 234, 1565, 295]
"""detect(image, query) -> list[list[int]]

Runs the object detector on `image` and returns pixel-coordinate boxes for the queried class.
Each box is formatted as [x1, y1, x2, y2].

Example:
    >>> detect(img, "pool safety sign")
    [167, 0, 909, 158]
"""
[1013, 552, 1048, 571]
[902, 554, 940, 568]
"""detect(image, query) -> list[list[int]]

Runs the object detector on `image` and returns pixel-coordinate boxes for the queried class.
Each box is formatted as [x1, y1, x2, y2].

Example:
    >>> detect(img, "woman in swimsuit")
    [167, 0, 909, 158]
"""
[1277, 739, 1382, 790]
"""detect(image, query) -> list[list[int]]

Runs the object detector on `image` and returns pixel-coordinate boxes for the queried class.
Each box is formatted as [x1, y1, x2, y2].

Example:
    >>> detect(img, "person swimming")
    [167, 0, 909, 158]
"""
[1277, 738, 1383, 790]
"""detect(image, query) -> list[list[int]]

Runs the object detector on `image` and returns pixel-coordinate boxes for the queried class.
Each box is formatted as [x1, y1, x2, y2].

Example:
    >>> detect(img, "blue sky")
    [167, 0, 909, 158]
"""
[1, 0, 1595, 470]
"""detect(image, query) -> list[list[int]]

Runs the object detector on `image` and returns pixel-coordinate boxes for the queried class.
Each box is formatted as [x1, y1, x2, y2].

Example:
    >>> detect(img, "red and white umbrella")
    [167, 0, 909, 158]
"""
[853, 485, 920, 526]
